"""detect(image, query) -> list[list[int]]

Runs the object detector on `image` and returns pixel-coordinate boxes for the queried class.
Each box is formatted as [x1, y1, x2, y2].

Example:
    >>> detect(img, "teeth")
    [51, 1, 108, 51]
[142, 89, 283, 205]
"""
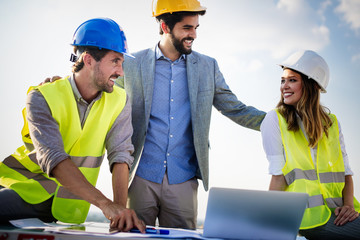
[283, 93, 292, 97]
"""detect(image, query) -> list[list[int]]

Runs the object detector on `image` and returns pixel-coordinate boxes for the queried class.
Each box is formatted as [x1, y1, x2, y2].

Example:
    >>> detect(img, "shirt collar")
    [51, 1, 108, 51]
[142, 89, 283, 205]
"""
[69, 75, 82, 102]
[69, 74, 103, 104]
[155, 43, 186, 62]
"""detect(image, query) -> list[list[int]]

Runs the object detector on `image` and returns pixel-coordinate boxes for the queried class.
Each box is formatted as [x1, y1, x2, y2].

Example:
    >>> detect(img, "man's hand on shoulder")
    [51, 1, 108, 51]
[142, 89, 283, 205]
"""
[39, 76, 62, 86]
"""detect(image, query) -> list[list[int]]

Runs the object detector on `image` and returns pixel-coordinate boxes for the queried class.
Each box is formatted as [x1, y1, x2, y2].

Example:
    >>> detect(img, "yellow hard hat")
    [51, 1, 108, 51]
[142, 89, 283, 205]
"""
[152, 0, 206, 17]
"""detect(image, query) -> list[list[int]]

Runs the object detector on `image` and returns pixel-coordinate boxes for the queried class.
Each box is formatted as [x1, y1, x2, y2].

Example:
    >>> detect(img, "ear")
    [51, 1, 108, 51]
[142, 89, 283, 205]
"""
[161, 21, 170, 34]
[82, 52, 93, 67]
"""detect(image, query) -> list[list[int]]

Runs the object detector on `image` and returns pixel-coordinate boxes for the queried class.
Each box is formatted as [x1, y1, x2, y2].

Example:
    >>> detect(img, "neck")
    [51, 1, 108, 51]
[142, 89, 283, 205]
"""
[159, 36, 181, 61]
[73, 72, 99, 103]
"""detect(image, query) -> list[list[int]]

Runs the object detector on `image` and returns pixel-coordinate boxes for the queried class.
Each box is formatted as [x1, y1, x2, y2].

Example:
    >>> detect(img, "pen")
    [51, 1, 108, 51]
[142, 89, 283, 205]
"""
[130, 227, 169, 235]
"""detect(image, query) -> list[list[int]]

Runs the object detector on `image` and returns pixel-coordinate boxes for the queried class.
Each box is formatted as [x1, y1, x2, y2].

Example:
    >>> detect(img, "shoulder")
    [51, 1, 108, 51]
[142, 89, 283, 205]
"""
[328, 112, 338, 121]
[28, 77, 70, 103]
[126, 48, 154, 62]
[123, 48, 154, 71]
[328, 113, 342, 133]
[105, 86, 127, 104]
[113, 85, 126, 96]
[189, 50, 216, 63]
[133, 48, 154, 58]
[27, 88, 45, 103]
[35, 78, 71, 99]
[26, 89, 51, 116]
[261, 110, 279, 131]
[188, 51, 220, 74]
[264, 109, 279, 122]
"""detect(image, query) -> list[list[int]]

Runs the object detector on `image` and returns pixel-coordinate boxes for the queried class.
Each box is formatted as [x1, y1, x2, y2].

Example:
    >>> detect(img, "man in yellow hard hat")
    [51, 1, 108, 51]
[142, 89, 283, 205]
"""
[119, 0, 266, 229]
[0, 18, 145, 233]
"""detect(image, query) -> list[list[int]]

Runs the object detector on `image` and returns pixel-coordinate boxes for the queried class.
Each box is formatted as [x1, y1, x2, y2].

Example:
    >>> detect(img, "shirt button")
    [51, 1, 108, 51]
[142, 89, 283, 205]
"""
[167, 153, 170, 156]
[170, 134, 173, 138]
[171, 117, 174, 120]
[171, 80, 174, 83]
[164, 161, 167, 163]
[171, 99, 174, 102]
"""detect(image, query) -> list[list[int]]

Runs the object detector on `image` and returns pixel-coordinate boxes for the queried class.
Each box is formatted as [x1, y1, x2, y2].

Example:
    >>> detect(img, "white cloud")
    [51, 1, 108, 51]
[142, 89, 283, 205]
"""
[318, 0, 332, 22]
[277, 0, 305, 14]
[312, 25, 330, 39]
[335, 0, 360, 32]
[351, 53, 360, 63]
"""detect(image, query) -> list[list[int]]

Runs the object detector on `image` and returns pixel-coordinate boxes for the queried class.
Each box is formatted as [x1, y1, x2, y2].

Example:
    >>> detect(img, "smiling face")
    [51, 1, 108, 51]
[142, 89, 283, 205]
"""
[169, 15, 199, 55]
[91, 51, 124, 93]
[280, 68, 303, 107]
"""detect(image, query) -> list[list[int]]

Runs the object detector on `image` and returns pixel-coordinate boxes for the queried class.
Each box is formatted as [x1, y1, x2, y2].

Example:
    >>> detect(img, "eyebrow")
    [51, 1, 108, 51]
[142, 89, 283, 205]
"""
[183, 24, 200, 28]
[112, 56, 124, 61]
[282, 74, 299, 79]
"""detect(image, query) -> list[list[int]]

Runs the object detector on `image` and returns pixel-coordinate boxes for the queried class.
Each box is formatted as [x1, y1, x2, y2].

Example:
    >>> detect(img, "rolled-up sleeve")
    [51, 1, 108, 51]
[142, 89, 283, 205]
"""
[338, 120, 353, 176]
[26, 90, 69, 176]
[105, 95, 134, 172]
[260, 110, 286, 175]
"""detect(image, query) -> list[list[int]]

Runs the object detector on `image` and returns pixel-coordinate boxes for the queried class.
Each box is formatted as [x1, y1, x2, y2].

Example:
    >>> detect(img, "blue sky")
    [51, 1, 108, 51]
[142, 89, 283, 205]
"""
[0, 0, 359, 221]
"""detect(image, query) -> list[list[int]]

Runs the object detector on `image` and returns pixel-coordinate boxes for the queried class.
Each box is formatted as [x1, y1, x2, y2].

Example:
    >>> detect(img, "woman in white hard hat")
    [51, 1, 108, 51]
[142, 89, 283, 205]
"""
[260, 50, 360, 239]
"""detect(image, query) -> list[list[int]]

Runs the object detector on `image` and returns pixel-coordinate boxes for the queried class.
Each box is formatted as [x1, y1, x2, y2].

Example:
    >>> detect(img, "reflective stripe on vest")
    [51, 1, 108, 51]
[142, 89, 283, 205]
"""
[285, 169, 346, 185]
[306, 194, 343, 209]
[276, 110, 360, 229]
[1, 154, 101, 200]
[0, 77, 126, 223]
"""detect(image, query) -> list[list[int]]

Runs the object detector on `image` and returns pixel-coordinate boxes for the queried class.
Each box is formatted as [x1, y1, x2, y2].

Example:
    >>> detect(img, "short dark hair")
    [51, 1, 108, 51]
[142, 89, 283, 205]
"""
[156, 10, 206, 35]
[72, 46, 110, 73]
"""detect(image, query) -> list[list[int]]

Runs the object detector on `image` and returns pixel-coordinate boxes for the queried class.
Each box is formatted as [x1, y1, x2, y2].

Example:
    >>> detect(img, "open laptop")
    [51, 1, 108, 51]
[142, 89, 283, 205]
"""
[203, 187, 308, 240]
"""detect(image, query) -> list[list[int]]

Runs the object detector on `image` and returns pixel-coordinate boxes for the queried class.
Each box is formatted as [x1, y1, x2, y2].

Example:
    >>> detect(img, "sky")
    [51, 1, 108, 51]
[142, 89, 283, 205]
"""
[0, 0, 359, 222]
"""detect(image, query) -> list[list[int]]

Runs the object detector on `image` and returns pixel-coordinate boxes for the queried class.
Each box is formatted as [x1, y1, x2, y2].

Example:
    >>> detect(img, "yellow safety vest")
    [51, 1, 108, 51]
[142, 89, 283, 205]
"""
[0, 77, 126, 223]
[276, 110, 360, 229]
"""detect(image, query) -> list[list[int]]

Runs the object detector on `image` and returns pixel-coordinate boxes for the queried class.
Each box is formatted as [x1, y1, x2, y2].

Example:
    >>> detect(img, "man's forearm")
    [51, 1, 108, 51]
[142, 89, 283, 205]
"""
[51, 158, 112, 209]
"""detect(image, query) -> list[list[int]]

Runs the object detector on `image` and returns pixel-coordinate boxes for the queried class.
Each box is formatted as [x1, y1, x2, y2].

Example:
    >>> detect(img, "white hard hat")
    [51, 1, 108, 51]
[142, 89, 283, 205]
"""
[280, 50, 329, 93]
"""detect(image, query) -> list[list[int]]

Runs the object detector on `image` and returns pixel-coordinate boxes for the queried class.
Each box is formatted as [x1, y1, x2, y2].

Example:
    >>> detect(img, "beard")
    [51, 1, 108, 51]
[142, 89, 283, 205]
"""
[93, 63, 114, 94]
[170, 32, 193, 55]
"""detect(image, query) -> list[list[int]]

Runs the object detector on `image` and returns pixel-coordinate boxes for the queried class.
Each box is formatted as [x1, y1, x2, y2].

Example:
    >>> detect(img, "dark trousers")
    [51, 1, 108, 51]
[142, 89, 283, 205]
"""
[299, 213, 360, 240]
[0, 186, 56, 224]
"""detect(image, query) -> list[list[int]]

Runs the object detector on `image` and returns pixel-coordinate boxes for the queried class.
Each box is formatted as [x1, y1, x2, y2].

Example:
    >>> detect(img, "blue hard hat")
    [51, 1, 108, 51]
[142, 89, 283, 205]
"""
[71, 18, 134, 58]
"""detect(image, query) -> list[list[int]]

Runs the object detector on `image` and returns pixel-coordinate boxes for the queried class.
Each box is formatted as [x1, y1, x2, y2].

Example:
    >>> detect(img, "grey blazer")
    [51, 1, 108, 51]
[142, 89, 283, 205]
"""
[120, 46, 265, 190]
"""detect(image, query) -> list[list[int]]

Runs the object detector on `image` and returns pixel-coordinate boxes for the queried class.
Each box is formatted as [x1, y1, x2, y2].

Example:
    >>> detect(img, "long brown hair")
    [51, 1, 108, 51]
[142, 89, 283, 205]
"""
[277, 69, 332, 148]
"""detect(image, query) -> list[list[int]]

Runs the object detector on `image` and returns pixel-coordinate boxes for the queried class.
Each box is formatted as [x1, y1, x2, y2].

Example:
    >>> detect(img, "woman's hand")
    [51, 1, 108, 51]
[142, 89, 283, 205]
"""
[334, 205, 359, 226]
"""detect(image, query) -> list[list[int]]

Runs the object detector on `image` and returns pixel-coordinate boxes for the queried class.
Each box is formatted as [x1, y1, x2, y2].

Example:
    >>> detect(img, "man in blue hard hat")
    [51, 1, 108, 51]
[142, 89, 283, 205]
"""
[0, 18, 145, 233]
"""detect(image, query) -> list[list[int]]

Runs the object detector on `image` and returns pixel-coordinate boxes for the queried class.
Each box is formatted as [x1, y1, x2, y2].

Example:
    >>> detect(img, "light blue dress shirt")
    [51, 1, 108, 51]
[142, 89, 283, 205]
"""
[135, 46, 198, 184]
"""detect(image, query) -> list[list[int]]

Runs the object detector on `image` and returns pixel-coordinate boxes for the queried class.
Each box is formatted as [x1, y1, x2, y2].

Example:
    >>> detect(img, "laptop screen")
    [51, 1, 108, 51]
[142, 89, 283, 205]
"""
[203, 187, 308, 240]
